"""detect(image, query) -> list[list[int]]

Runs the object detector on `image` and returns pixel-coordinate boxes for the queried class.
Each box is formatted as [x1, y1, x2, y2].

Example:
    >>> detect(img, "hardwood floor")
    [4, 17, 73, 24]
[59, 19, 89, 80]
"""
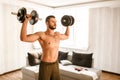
[0, 69, 120, 80]
[101, 71, 120, 80]
[0, 70, 22, 80]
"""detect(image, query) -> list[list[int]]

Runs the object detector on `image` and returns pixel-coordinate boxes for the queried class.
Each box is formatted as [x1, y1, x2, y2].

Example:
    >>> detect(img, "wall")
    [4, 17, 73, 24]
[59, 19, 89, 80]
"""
[0, 0, 53, 74]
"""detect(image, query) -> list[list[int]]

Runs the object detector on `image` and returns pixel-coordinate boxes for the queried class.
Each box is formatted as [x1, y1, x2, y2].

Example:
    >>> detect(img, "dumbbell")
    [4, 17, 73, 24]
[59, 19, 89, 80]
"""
[11, 7, 42, 25]
[61, 15, 74, 26]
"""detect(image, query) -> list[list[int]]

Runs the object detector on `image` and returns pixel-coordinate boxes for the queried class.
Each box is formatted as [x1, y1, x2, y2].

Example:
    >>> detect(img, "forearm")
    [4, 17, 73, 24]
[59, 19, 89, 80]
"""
[20, 19, 29, 41]
[65, 26, 70, 37]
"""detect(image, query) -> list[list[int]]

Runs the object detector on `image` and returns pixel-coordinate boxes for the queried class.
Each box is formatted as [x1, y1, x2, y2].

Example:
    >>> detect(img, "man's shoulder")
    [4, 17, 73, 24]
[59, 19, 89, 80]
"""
[35, 32, 46, 40]
[35, 31, 44, 35]
[55, 31, 60, 34]
[34, 32, 45, 38]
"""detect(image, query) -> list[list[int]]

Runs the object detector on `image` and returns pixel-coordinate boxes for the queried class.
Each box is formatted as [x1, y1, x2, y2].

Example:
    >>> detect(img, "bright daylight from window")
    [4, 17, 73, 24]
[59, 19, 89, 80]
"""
[33, 8, 89, 50]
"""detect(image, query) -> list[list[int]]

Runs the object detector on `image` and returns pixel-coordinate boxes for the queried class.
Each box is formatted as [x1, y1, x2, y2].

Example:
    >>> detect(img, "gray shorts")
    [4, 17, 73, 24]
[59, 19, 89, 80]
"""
[39, 60, 60, 80]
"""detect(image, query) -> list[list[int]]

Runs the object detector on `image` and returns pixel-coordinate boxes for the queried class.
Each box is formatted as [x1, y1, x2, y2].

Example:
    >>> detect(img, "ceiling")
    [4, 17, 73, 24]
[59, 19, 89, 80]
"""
[22, 0, 113, 8]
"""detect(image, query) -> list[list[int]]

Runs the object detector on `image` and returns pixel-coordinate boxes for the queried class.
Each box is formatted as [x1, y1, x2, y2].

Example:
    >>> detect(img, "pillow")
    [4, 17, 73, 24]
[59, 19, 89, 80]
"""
[58, 51, 68, 63]
[72, 52, 93, 68]
[28, 52, 41, 66]
[60, 60, 72, 66]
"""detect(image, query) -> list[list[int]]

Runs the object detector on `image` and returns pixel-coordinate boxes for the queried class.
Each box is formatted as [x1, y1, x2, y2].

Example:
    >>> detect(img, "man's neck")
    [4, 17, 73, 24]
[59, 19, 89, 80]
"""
[46, 29, 55, 36]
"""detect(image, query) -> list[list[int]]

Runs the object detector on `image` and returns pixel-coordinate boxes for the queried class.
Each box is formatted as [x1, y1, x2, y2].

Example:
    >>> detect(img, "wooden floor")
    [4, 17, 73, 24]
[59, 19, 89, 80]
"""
[0, 69, 120, 80]
[0, 70, 22, 80]
[100, 71, 120, 80]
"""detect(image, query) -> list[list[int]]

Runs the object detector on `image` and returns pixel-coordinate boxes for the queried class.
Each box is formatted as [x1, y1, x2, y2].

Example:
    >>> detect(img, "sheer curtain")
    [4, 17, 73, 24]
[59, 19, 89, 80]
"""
[33, 7, 89, 50]
[0, 4, 31, 74]
[0, 2, 53, 74]
[89, 7, 120, 74]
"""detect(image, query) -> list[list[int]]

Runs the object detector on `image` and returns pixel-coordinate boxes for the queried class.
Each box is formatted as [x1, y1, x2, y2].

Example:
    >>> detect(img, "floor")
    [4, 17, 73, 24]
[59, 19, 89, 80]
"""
[0, 70, 22, 80]
[100, 71, 120, 80]
[0, 69, 120, 80]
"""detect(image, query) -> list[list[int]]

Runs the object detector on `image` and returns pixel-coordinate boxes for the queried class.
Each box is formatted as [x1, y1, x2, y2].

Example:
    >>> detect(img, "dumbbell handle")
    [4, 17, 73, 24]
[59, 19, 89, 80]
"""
[36, 17, 42, 20]
[11, 12, 42, 20]
[11, 12, 17, 15]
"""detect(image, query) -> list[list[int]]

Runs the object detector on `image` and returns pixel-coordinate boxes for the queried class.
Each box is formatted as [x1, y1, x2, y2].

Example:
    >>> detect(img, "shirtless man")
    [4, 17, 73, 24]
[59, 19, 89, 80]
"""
[20, 14, 70, 80]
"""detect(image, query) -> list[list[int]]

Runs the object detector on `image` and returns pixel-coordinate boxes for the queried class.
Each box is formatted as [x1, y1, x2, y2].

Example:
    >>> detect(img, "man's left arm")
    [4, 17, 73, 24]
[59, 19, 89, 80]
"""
[59, 26, 70, 40]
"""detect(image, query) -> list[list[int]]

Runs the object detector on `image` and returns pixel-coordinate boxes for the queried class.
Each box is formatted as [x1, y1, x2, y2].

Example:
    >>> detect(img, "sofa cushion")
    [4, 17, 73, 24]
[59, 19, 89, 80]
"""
[58, 51, 68, 63]
[60, 60, 72, 66]
[59, 64, 99, 80]
[28, 52, 41, 66]
[72, 52, 93, 67]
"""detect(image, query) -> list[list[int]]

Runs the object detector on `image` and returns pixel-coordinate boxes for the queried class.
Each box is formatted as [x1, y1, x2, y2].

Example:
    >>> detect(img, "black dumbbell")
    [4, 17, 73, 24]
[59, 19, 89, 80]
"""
[11, 7, 27, 23]
[61, 15, 74, 26]
[29, 10, 39, 25]
[11, 7, 42, 25]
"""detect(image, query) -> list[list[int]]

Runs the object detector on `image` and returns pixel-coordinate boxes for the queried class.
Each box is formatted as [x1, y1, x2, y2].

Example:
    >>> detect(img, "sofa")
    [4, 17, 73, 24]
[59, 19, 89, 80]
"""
[22, 49, 101, 80]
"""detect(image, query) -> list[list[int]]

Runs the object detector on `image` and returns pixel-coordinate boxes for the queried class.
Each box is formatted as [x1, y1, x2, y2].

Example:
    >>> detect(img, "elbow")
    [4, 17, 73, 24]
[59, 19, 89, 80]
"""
[20, 38, 24, 41]
[20, 34, 24, 41]
[20, 37, 26, 42]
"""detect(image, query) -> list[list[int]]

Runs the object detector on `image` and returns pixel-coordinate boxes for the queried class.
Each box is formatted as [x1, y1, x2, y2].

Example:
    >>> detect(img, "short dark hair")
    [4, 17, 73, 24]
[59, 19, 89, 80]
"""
[45, 15, 55, 22]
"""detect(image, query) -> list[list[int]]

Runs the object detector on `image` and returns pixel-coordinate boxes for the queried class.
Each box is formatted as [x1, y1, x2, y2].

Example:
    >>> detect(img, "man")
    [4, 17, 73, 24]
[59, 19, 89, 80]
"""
[20, 14, 70, 80]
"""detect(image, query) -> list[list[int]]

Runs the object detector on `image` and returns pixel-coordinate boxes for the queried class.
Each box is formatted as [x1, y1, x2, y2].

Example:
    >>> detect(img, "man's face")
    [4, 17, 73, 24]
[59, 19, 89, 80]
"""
[47, 18, 57, 30]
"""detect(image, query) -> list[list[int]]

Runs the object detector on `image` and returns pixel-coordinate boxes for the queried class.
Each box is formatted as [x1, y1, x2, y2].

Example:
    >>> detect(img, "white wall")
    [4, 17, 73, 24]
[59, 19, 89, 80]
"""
[0, 0, 53, 74]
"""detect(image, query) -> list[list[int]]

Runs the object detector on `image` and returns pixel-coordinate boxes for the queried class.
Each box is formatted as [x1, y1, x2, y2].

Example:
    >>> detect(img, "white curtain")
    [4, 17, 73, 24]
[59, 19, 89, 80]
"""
[0, 4, 32, 74]
[0, 2, 52, 74]
[33, 7, 89, 50]
[89, 7, 120, 74]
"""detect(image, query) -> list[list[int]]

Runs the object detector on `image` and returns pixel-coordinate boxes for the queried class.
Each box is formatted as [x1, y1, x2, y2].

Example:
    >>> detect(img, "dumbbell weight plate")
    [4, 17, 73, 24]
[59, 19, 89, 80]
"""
[29, 10, 39, 25]
[69, 16, 74, 26]
[69, 16, 73, 26]
[17, 7, 27, 23]
[61, 15, 71, 26]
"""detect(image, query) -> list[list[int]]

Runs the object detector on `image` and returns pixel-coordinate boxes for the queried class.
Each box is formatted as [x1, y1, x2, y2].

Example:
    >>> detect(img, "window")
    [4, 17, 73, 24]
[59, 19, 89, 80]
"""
[33, 7, 89, 50]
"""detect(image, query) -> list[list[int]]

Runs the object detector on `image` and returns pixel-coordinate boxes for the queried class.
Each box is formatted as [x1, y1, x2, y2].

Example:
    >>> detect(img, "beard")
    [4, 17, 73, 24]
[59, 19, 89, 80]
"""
[49, 25, 56, 30]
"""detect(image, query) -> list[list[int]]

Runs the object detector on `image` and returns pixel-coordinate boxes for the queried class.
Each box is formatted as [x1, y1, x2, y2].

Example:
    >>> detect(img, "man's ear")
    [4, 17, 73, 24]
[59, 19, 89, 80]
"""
[46, 22, 48, 25]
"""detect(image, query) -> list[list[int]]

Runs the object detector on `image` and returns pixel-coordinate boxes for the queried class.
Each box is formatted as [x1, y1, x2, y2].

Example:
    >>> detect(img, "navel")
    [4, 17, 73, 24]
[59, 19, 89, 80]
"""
[48, 42, 50, 44]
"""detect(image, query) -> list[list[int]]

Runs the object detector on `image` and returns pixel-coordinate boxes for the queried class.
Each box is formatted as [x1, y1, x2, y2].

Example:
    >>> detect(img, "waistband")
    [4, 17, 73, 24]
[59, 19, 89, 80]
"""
[40, 60, 58, 65]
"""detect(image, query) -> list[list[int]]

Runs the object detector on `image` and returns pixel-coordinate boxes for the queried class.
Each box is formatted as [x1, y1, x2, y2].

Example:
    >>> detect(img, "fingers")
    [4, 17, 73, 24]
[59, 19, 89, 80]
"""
[26, 14, 31, 20]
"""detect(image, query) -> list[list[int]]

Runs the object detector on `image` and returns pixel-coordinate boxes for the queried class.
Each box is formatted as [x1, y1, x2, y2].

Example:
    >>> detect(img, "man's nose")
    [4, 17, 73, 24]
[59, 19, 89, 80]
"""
[54, 23, 56, 26]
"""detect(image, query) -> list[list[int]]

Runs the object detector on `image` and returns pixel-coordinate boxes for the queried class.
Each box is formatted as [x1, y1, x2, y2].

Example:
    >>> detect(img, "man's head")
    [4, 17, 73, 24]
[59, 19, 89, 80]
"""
[45, 15, 56, 30]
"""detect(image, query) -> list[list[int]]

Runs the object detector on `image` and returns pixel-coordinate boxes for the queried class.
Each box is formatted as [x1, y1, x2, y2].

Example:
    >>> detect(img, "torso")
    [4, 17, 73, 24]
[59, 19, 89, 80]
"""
[37, 32, 60, 62]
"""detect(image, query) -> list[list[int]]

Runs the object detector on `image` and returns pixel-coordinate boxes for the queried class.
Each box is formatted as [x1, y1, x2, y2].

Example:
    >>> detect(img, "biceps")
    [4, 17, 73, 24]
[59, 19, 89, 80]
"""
[23, 34, 39, 42]
[28, 34, 39, 41]
[60, 34, 69, 40]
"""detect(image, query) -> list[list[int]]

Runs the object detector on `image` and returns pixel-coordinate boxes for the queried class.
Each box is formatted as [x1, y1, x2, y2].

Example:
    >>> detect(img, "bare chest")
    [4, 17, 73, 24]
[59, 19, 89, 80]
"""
[47, 36, 59, 45]
[41, 35, 60, 47]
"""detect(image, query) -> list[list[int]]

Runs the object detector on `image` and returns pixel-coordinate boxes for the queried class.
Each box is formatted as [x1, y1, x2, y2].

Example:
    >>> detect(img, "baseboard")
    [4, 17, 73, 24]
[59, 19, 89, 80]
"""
[102, 70, 120, 75]
[0, 69, 21, 76]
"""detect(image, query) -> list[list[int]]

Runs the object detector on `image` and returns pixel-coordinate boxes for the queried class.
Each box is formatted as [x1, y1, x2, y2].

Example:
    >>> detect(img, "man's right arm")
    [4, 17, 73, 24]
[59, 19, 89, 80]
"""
[20, 15, 40, 42]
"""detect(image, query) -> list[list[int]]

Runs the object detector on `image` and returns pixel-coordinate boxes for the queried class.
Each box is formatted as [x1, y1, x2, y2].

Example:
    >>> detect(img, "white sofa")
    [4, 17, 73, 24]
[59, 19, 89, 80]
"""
[22, 63, 101, 80]
[59, 64, 101, 80]
[22, 49, 101, 80]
